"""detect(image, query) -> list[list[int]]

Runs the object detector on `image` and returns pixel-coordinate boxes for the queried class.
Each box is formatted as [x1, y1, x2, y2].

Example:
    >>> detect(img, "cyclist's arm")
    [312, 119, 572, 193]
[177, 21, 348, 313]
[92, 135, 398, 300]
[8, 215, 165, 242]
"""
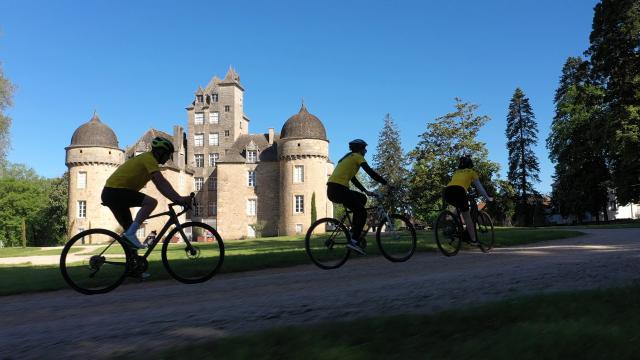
[350, 176, 368, 193]
[361, 162, 388, 185]
[151, 171, 183, 203]
[472, 179, 491, 199]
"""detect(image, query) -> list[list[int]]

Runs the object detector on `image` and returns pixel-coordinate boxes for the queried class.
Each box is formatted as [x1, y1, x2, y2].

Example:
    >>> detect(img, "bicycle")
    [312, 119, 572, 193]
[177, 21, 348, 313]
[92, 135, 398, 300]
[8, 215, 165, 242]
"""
[305, 192, 417, 269]
[60, 194, 224, 295]
[434, 190, 494, 256]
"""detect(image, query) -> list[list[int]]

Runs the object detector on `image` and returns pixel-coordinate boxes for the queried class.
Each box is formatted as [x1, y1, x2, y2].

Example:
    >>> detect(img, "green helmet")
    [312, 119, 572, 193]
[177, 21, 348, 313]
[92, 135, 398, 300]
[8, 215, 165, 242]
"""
[151, 136, 175, 153]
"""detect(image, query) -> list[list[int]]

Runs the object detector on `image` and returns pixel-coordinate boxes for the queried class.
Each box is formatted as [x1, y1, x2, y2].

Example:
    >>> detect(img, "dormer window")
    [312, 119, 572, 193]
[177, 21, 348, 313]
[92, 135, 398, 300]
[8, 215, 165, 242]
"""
[247, 150, 257, 163]
[212, 93, 218, 102]
[197, 95, 203, 103]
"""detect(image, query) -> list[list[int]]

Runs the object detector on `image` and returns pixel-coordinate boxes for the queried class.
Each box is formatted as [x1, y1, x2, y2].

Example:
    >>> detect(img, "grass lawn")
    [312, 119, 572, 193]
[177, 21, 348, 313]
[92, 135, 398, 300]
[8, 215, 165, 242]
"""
[0, 246, 73, 258]
[147, 285, 640, 360]
[0, 228, 584, 295]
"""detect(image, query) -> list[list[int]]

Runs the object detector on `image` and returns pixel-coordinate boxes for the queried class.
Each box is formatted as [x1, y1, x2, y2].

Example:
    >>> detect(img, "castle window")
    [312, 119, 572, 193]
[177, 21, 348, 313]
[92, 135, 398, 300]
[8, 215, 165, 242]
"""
[208, 201, 217, 216]
[224, 130, 230, 137]
[208, 177, 217, 191]
[224, 105, 230, 112]
[212, 93, 218, 102]
[197, 95, 203, 103]
[240, 121, 243, 129]
[193, 204, 202, 217]
[209, 133, 219, 146]
[77, 172, 87, 189]
[194, 133, 204, 147]
[294, 165, 304, 183]
[247, 150, 257, 163]
[209, 112, 219, 124]
[136, 227, 145, 239]
[295, 224, 303, 234]
[195, 177, 204, 191]
[247, 199, 257, 216]
[248, 170, 256, 187]
[195, 154, 204, 167]
[294, 195, 304, 214]
[77, 200, 87, 218]
[209, 153, 219, 166]
[195, 112, 204, 125]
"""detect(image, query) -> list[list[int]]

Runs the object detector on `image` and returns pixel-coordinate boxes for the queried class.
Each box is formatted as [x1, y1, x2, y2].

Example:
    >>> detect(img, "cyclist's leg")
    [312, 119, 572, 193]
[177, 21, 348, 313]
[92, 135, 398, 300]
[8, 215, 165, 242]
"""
[444, 186, 475, 241]
[101, 187, 148, 246]
[343, 190, 367, 240]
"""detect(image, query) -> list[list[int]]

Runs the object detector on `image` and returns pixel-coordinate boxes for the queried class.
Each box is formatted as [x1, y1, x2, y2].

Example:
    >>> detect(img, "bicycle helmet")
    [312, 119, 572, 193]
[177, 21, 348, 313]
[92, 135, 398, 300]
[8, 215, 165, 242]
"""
[458, 155, 474, 169]
[348, 139, 367, 151]
[151, 136, 175, 154]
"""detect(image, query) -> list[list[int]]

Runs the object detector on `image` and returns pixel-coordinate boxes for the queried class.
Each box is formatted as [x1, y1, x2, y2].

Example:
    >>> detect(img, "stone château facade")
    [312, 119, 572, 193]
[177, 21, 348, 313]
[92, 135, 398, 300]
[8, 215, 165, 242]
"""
[66, 67, 334, 240]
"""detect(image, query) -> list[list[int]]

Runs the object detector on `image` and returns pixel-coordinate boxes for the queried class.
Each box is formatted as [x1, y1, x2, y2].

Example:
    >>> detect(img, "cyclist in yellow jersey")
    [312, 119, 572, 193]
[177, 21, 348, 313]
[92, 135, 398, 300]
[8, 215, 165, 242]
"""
[327, 139, 389, 255]
[101, 137, 191, 249]
[444, 155, 494, 243]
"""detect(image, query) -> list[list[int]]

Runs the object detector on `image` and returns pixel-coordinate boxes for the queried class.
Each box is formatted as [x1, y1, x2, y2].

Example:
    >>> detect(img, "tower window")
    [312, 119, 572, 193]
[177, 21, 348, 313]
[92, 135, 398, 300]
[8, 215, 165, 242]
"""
[294, 195, 304, 214]
[209, 133, 219, 146]
[247, 199, 257, 216]
[209, 112, 219, 124]
[195, 154, 204, 167]
[77, 200, 87, 218]
[209, 153, 219, 167]
[195, 177, 204, 191]
[195, 112, 204, 125]
[224, 105, 230, 112]
[77, 172, 87, 189]
[294, 165, 304, 183]
[224, 130, 230, 137]
[194, 133, 204, 147]
[208, 177, 217, 191]
[248, 170, 256, 187]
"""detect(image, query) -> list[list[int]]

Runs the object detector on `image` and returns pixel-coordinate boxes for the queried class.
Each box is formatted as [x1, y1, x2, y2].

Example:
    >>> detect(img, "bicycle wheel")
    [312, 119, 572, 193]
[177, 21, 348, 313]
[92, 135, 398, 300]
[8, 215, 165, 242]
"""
[376, 214, 416, 262]
[434, 211, 462, 257]
[60, 229, 130, 295]
[161, 222, 224, 284]
[476, 211, 495, 253]
[305, 218, 350, 270]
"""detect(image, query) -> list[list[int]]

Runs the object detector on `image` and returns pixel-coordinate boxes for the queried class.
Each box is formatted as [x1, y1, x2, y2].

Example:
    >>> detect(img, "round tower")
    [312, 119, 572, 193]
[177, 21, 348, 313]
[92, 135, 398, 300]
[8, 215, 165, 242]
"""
[278, 104, 332, 236]
[66, 113, 124, 237]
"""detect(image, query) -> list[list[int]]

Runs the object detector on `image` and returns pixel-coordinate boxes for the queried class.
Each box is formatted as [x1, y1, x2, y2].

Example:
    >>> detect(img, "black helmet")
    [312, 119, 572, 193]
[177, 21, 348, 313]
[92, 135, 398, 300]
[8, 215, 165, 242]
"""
[348, 139, 367, 151]
[458, 155, 473, 169]
[151, 136, 175, 154]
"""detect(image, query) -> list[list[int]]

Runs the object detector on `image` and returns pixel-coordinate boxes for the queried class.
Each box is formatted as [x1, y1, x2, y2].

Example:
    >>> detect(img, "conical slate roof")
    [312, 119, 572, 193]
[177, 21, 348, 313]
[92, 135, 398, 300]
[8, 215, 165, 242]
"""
[280, 104, 327, 140]
[70, 113, 119, 148]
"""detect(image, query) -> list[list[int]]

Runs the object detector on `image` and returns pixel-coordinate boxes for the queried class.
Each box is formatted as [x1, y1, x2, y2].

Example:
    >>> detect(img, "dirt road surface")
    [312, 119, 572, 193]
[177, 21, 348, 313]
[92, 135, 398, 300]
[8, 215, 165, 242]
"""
[1, 228, 639, 359]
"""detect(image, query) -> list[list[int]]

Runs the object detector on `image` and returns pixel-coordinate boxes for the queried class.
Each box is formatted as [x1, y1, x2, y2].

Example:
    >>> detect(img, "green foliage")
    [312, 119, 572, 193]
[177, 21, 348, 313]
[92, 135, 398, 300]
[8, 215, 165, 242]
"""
[408, 98, 500, 223]
[310, 192, 317, 223]
[586, 0, 640, 204]
[0, 62, 15, 161]
[484, 179, 516, 226]
[506, 88, 541, 226]
[547, 57, 609, 221]
[372, 113, 411, 213]
[0, 163, 68, 247]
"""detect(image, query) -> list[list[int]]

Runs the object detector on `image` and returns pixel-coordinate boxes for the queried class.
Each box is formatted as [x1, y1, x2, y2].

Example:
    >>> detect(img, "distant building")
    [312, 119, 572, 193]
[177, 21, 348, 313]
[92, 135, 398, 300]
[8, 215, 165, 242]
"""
[66, 67, 334, 240]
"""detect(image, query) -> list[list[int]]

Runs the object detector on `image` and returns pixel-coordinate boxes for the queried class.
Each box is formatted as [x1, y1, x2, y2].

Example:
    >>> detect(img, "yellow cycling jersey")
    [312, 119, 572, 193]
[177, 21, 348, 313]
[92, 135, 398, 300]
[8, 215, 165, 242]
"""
[105, 152, 159, 191]
[447, 168, 479, 190]
[327, 152, 366, 187]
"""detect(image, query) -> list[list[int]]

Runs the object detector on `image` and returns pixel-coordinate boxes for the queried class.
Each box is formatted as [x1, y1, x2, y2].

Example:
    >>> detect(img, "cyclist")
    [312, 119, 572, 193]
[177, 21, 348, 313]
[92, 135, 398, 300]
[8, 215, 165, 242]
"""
[101, 136, 191, 249]
[443, 155, 493, 244]
[327, 139, 389, 255]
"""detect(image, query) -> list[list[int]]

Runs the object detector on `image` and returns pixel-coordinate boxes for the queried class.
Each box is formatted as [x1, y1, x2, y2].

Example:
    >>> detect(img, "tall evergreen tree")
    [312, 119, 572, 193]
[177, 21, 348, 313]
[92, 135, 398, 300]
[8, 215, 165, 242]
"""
[0, 62, 15, 161]
[372, 113, 409, 213]
[409, 98, 500, 223]
[506, 88, 540, 225]
[547, 57, 609, 221]
[586, 0, 640, 204]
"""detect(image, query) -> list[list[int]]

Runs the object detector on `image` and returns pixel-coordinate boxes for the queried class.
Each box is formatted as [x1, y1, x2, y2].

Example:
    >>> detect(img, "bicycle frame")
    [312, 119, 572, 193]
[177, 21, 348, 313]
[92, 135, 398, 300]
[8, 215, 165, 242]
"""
[138, 203, 193, 258]
[452, 192, 481, 239]
[339, 196, 395, 236]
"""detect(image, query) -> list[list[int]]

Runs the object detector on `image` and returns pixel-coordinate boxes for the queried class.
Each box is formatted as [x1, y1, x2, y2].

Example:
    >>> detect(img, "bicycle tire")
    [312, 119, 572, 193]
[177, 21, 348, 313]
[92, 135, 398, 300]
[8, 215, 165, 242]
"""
[305, 218, 351, 270]
[376, 214, 417, 262]
[161, 221, 225, 284]
[60, 228, 130, 295]
[434, 210, 462, 257]
[475, 211, 495, 253]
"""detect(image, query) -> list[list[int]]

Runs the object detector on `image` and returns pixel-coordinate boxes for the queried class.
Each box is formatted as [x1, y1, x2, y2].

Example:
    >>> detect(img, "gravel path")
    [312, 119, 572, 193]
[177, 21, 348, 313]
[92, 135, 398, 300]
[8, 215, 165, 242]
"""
[1, 228, 639, 359]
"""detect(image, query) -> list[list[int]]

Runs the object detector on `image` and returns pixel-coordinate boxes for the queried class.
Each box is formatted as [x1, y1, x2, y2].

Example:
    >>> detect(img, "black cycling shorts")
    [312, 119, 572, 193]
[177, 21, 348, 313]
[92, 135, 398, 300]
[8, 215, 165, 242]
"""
[444, 185, 469, 212]
[101, 187, 146, 229]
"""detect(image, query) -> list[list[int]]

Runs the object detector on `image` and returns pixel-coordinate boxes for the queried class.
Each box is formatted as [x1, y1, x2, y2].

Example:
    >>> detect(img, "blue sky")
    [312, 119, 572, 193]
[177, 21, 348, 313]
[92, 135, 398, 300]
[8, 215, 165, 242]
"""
[0, 0, 598, 193]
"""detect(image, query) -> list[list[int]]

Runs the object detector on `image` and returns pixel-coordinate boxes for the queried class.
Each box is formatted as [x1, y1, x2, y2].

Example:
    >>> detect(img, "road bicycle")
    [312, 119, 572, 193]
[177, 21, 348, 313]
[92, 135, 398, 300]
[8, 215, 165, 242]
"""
[434, 190, 494, 256]
[305, 192, 417, 269]
[60, 195, 224, 295]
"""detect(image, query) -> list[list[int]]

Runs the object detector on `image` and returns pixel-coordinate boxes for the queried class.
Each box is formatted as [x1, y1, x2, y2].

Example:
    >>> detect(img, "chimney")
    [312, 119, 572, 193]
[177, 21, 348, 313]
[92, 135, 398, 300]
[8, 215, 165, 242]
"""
[268, 128, 274, 145]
